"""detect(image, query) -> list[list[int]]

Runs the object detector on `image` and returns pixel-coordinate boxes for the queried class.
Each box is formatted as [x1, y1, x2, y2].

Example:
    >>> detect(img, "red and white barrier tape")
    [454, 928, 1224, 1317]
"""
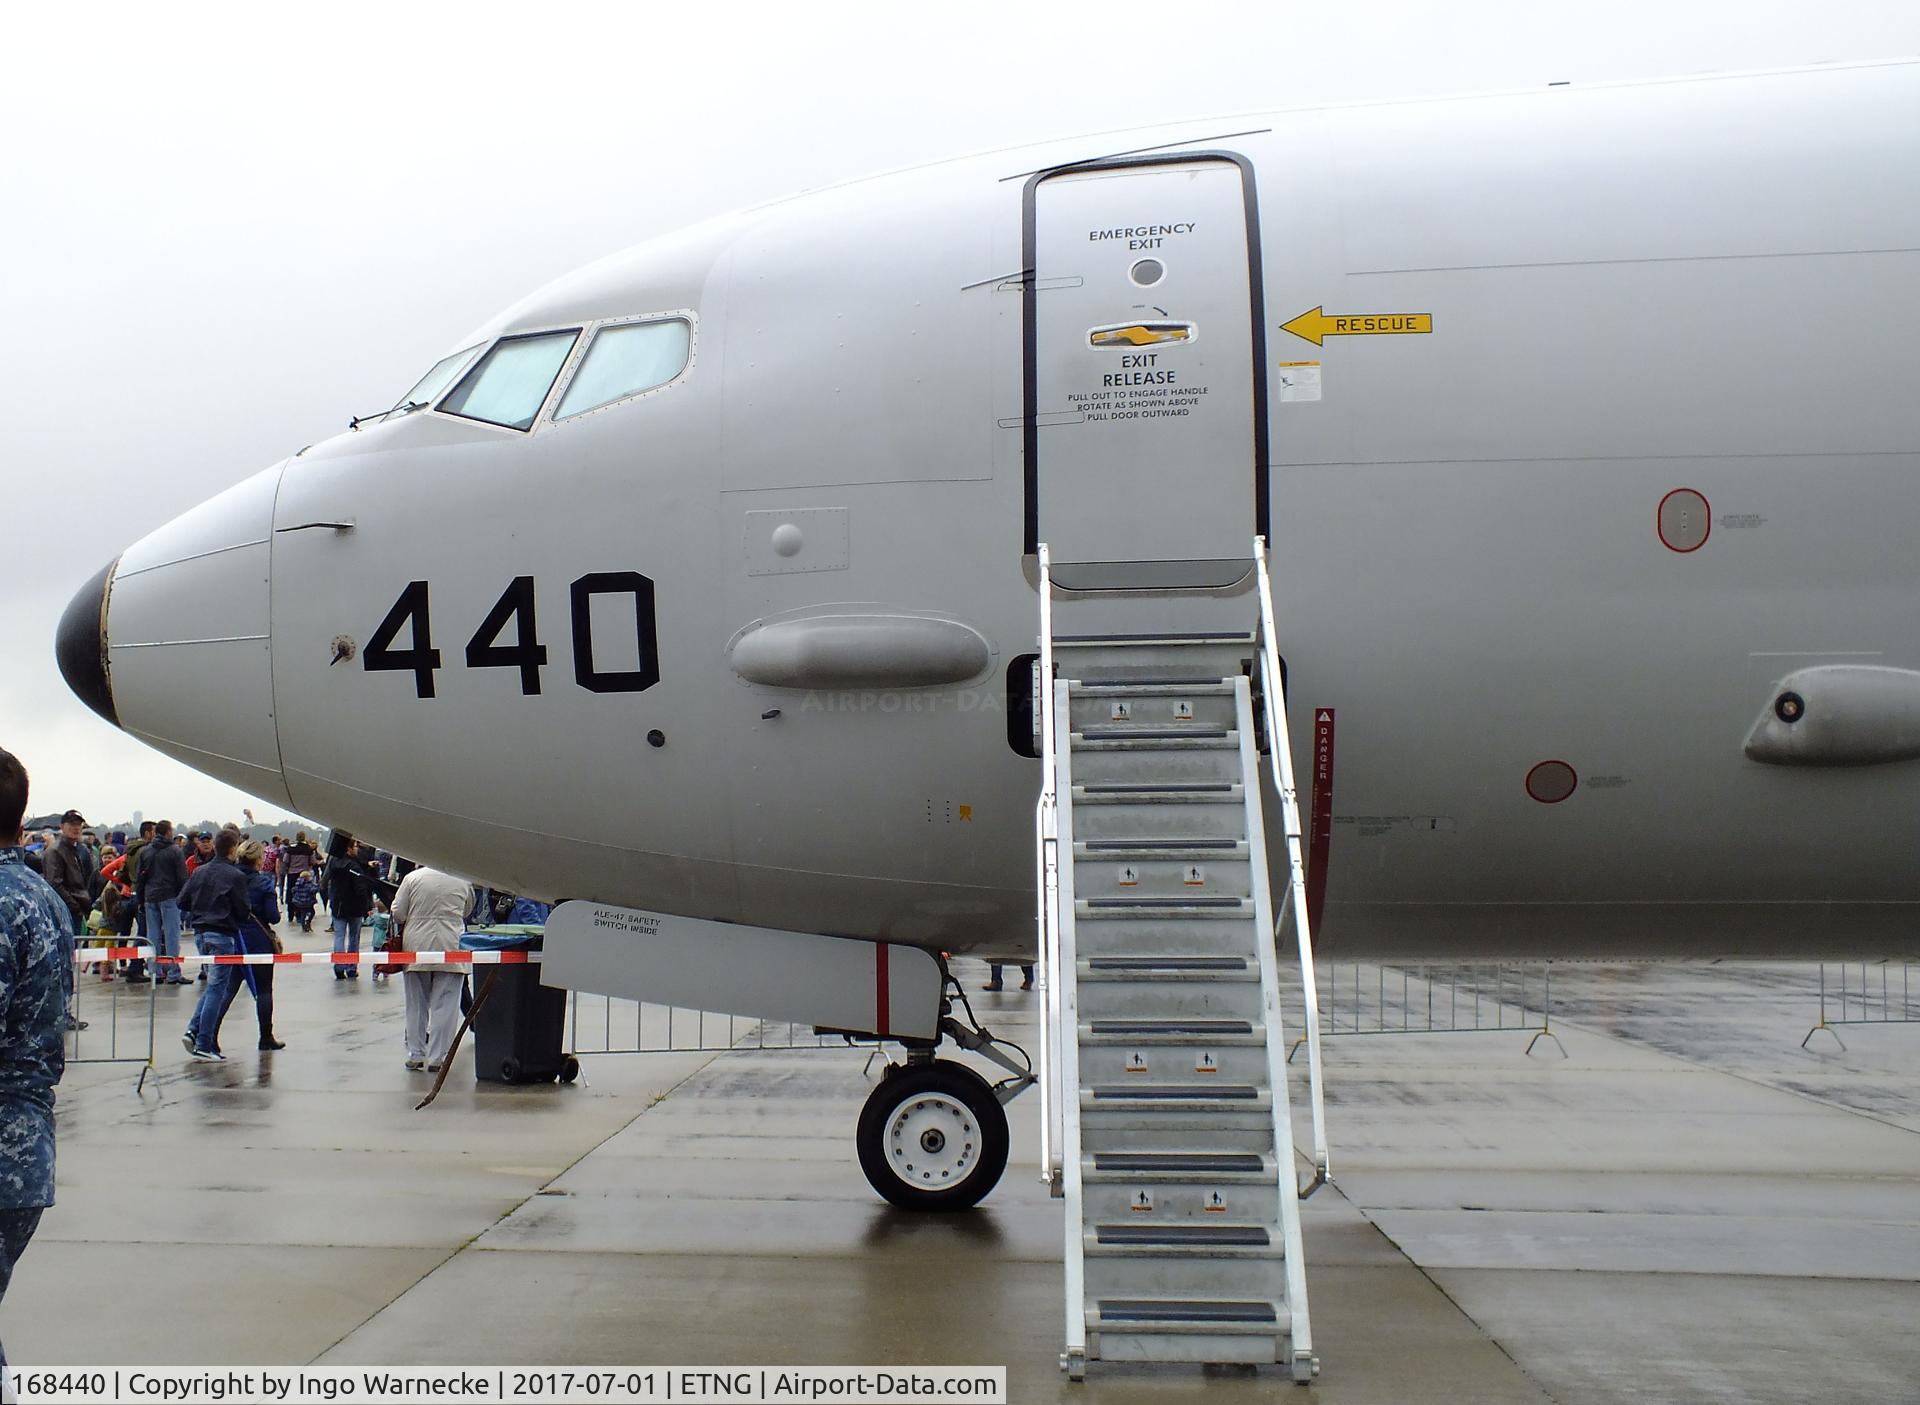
[73, 945, 540, 966]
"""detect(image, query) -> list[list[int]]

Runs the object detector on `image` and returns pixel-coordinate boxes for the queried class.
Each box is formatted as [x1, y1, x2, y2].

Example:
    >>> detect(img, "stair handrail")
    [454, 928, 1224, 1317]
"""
[1252, 535, 1332, 1195]
[1035, 542, 1064, 1188]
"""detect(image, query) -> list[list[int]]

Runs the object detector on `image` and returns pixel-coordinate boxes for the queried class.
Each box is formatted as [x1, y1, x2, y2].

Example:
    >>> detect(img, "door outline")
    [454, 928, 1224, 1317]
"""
[1020, 149, 1270, 557]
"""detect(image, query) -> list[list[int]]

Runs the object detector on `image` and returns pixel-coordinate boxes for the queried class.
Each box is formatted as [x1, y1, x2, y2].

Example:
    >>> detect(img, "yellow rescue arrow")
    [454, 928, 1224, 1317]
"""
[1280, 306, 1433, 347]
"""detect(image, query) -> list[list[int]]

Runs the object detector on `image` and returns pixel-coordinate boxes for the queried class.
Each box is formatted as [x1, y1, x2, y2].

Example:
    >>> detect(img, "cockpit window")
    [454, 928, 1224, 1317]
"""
[439, 330, 580, 431]
[555, 318, 692, 420]
[396, 344, 483, 412]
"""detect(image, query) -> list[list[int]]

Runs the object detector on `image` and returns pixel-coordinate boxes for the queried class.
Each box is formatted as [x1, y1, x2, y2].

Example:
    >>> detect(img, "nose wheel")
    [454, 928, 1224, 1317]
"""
[856, 1060, 1009, 1211]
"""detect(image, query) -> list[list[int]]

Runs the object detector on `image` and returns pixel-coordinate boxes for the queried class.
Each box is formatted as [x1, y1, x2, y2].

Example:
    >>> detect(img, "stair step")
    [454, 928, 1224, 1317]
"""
[1078, 782, 1238, 796]
[1081, 1086, 1271, 1119]
[1091, 1298, 1279, 1327]
[1080, 898, 1252, 920]
[1072, 731, 1237, 751]
[1076, 839, 1246, 858]
[1075, 980, 1264, 1024]
[1084, 955, 1250, 973]
[1084, 1018, 1258, 1040]
[1073, 860, 1251, 902]
[1053, 632, 1254, 647]
[1086, 1152, 1272, 1180]
[1071, 678, 1235, 692]
[1088, 1223, 1276, 1255]
[1082, 959, 1255, 987]
[1067, 790, 1244, 833]
[1088, 1082, 1261, 1099]
[1067, 752, 1244, 783]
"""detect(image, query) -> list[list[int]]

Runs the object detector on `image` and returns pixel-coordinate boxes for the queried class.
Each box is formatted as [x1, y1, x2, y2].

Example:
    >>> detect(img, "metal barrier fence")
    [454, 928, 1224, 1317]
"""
[1279, 961, 1564, 1057]
[65, 943, 159, 1090]
[564, 991, 864, 1056]
[1804, 961, 1920, 1050]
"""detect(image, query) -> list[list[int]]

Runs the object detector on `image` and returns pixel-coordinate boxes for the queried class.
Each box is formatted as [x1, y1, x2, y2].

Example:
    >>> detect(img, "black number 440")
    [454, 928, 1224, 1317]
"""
[363, 574, 658, 699]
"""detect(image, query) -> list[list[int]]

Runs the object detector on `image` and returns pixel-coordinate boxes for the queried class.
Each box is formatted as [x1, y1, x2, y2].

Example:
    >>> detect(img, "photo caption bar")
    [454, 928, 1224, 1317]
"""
[7, 1367, 1008, 1405]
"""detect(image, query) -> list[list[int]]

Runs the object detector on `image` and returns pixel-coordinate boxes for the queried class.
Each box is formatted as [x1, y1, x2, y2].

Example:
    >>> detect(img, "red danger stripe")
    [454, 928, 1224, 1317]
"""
[875, 942, 891, 1038]
[73, 948, 537, 965]
[1306, 708, 1335, 938]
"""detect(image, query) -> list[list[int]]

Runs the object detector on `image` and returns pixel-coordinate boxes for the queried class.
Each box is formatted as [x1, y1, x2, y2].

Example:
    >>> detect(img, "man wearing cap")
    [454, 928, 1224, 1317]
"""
[39, 812, 93, 939]
[37, 812, 93, 1034]
[0, 749, 70, 1380]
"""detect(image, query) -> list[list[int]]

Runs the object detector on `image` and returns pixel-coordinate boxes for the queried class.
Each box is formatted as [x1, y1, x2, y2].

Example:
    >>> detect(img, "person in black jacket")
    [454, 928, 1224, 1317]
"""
[178, 830, 252, 1061]
[138, 820, 191, 984]
[201, 840, 285, 1052]
[39, 812, 94, 1032]
[40, 812, 94, 937]
[327, 844, 376, 981]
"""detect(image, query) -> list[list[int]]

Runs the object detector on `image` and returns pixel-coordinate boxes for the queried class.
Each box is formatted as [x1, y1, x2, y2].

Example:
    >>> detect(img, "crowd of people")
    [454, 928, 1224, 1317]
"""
[9, 794, 557, 1072]
[0, 747, 567, 1376]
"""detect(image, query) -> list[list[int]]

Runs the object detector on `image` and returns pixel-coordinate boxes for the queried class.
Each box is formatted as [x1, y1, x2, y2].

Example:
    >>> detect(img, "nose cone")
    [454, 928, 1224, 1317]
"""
[56, 558, 119, 727]
[79, 462, 294, 808]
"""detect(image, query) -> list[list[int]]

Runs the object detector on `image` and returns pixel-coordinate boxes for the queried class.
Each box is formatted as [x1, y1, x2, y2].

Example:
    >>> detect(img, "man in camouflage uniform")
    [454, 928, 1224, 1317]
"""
[0, 748, 68, 1377]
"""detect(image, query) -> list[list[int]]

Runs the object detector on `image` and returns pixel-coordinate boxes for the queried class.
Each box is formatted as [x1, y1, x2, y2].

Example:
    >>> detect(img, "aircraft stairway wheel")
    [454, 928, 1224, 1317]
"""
[856, 1059, 1009, 1212]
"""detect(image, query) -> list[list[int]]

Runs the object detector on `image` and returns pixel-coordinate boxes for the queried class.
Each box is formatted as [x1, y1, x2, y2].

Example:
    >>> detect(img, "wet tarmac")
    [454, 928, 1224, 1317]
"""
[9, 930, 1920, 1404]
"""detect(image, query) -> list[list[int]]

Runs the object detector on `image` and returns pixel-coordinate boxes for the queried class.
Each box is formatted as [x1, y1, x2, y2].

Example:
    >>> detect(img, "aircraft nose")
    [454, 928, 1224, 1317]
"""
[63, 462, 295, 808]
[56, 558, 119, 727]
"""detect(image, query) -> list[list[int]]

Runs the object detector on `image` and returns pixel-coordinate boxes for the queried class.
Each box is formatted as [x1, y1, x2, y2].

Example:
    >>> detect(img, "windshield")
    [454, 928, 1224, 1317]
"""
[556, 318, 691, 419]
[439, 330, 580, 431]
[395, 344, 484, 412]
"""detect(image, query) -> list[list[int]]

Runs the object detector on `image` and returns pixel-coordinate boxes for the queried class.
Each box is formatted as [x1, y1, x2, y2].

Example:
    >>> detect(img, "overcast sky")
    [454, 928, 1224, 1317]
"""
[2, 0, 1913, 831]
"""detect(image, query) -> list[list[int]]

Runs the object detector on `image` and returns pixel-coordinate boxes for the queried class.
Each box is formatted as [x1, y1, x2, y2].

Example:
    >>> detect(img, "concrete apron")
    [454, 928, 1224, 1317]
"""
[11, 942, 1920, 1405]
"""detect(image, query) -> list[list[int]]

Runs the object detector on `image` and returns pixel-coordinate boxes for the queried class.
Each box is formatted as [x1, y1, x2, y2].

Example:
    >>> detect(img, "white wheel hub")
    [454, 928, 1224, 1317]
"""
[883, 1090, 979, 1188]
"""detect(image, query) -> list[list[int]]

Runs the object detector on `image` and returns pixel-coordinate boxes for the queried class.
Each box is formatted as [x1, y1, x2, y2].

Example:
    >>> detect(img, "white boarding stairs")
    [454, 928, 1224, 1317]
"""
[1034, 538, 1329, 1385]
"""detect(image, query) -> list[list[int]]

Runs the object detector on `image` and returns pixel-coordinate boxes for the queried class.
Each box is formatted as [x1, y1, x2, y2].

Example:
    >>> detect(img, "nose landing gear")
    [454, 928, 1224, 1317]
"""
[853, 965, 1034, 1212]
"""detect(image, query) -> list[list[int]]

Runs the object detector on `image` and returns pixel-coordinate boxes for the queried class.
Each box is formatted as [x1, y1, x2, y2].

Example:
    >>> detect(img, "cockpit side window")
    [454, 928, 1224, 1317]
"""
[554, 317, 692, 420]
[439, 330, 580, 431]
[396, 344, 483, 412]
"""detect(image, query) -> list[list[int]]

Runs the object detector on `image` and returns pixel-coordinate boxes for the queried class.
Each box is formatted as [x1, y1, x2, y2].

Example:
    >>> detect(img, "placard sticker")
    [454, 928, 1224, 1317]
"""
[1110, 700, 1132, 721]
[1172, 700, 1194, 721]
[1204, 1190, 1229, 1214]
[1126, 1050, 1150, 1073]
[1183, 864, 1207, 887]
[1194, 1050, 1219, 1074]
[1132, 1190, 1155, 1213]
[1277, 361, 1323, 403]
[1119, 865, 1140, 887]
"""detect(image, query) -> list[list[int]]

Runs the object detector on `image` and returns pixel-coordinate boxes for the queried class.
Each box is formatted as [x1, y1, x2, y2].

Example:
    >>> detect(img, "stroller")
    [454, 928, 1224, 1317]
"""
[289, 872, 318, 932]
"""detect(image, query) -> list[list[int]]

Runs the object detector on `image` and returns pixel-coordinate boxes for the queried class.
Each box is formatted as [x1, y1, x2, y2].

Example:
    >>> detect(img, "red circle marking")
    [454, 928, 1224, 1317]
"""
[1525, 760, 1578, 805]
[1657, 487, 1711, 554]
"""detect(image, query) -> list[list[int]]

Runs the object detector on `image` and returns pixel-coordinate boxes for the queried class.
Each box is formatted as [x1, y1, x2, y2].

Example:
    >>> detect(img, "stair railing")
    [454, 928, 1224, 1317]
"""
[1035, 543, 1064, 1190]
[1252, 535, 1332, 1196]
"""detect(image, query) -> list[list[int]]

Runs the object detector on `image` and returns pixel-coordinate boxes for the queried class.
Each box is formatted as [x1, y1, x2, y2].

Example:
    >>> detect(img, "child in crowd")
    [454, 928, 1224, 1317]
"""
[367, 898, 393, 983]
[289, 871, 317, 931]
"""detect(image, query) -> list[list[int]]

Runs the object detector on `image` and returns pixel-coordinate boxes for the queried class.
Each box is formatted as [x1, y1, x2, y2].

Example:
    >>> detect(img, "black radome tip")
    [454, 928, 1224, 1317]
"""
[56, 557, 118, 728]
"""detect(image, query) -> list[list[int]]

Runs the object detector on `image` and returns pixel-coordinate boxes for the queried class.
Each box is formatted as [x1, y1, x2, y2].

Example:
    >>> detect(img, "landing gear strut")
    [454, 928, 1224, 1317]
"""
[853, 964, 1035, 1212]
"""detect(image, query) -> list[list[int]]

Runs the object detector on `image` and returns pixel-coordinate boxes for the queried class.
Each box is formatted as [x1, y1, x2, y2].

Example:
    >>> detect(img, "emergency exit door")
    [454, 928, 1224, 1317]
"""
[1025, 154, 1266, 590]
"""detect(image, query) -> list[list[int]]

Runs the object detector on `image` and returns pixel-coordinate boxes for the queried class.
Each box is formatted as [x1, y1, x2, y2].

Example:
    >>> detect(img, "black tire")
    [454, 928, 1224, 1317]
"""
[856, 1061, 1009, 1212]
[499, 1057, 521, 1083]
[559, 1057, 581, 1084]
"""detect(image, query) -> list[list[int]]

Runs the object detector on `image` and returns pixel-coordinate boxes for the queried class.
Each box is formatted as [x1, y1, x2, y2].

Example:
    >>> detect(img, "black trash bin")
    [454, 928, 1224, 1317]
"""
[461, 929, 579, 1085]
